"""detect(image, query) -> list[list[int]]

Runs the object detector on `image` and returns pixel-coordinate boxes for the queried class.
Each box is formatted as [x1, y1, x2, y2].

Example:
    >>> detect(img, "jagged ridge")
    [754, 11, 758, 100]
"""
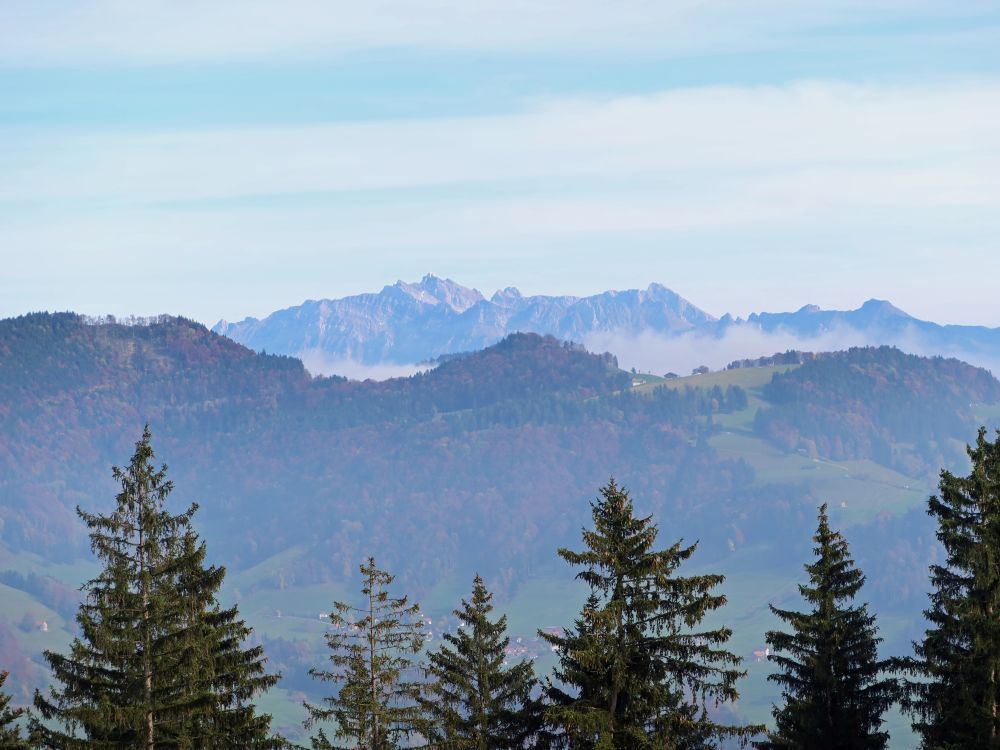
[213, 276, 1000, 370]
[213, 274, 715, 364]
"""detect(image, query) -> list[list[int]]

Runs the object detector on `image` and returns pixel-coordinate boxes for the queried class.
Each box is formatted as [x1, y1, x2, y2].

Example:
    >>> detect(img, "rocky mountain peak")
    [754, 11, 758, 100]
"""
[491, 286, 524, 306]
[859, 298, 910, 318]
[389, 274, 484, 312]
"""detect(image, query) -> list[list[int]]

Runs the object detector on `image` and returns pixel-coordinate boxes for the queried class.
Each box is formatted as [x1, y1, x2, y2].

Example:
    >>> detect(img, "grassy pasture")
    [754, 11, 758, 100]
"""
[633, 364, 799, 395]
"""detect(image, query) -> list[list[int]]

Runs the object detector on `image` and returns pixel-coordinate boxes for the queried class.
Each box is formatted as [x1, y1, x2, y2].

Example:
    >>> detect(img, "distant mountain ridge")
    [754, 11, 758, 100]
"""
[212, 275, 716, 365]
[746, 299, 1000, 364]
[212, 275, 1000, 370]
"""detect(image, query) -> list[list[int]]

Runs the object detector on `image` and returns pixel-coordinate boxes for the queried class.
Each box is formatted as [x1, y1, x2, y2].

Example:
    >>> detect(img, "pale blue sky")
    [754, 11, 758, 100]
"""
[1, 1, 999, 326]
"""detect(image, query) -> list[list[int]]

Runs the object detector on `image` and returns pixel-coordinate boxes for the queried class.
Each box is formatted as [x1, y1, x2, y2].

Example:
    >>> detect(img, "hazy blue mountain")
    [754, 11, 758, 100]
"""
[213, 277, 1000, 371]
[212, 275, 716, 364]
[746, 299, 914, 335]
[739, 299, 1000, 365]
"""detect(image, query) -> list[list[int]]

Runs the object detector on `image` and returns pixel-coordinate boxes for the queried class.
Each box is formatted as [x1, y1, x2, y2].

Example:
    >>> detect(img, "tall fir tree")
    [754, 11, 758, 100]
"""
[903, 427, 1000, 748]
[1, 670, 31, 750]
[32, 426, 282, 749]
[305, 557, 426, 750]
[541, 479, 761, 749]
[755, 504, 898, 750]
[418, 574, 542, 749]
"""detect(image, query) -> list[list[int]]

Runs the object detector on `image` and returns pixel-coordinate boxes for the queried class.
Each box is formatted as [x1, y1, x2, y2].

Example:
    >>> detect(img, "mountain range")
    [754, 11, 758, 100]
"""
[212, 275, 1000, 373]
[211, 275, 712, 367]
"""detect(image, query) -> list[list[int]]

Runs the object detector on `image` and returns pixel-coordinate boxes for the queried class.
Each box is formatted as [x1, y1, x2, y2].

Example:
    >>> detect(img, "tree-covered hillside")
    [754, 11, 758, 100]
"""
[0, 314, 745, 583]
[754, 346, 1000, 477]
[2, 315, 997, 590]
[2, 313, 1000, 740]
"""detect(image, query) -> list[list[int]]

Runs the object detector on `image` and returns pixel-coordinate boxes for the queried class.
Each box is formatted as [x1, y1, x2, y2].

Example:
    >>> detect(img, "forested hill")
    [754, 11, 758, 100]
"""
[754, 346, 1000, 477]
[4, 312, 1000, 730]
[0, 312, 625, 428]
[2, 314, 998, 587]
[0, 314, 675, 575]
[0, 311, 739, 594]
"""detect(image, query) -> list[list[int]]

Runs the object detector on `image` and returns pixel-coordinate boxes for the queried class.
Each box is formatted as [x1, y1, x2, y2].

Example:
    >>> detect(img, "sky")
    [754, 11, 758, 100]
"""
[1, 1, 999, 327]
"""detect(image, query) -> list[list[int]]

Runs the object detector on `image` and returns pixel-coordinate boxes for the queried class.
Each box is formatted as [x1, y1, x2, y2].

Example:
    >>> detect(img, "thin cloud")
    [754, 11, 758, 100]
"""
[3, 81, 999, 205]
[2, 80, 998, 325]
[585, 326, 872, 377]
[586, 324, 1000, 378]
[0, 2, 992, 66]
[298, 349, 431, 381]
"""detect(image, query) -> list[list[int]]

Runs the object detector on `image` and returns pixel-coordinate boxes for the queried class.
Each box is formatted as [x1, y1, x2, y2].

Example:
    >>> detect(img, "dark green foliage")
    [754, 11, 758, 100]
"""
[756, 505, 897, 750]
[32, 427, 281, 749]
[166, 522, 284, 747]
[725, 384, 749, 411]
[542, 592, 611, 750]
[903, 428, 1000, 748]
[0, 670, 31, 750]
[419, 575, 542, 749]
[305, 557, 425, 750]
[541, 479, 761, 749]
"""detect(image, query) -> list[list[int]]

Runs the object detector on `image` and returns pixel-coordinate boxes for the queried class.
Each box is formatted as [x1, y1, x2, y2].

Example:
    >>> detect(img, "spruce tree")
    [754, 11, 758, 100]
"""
[541, 479, 761, 749]
[543, 593, 610, 750]
[903, 427, 1000, 748]
[305, 557, 426, 750]
[167, 518, 284, 747]
[755, 504, 897, 750]
[32, 426, 281, 749]
[1, 670, 31, 750]
[419, 574, 541, 749]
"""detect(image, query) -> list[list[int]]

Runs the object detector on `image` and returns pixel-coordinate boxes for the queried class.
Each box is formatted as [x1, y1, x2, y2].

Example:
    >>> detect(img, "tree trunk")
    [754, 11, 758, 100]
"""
[607, 576, 625, 726]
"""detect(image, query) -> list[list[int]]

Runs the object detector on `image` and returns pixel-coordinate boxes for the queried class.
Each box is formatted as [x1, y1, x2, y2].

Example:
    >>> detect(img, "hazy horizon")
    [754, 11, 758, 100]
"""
[9, 274, 1000, 332]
